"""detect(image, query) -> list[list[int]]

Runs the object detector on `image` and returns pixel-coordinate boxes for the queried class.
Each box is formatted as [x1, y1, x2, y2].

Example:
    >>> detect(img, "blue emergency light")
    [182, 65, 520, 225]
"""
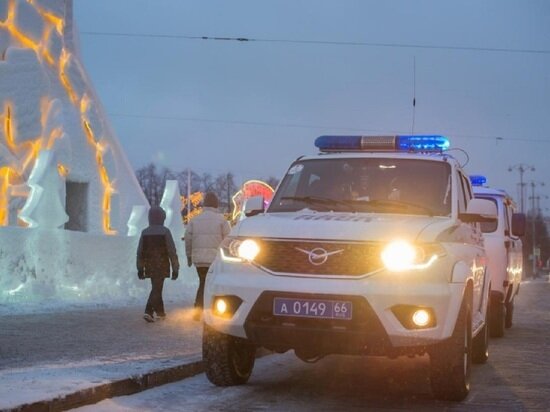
[469, 175, 487, 186]
[315, 135, 450, 152]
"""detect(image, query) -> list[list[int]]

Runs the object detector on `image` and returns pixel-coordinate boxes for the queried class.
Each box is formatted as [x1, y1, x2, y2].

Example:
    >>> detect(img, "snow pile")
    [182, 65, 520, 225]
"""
[0, 226, 195, 314]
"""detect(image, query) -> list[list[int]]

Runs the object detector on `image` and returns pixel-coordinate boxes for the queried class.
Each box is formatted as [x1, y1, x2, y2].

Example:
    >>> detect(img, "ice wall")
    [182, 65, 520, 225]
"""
[0, 0, 148, 234]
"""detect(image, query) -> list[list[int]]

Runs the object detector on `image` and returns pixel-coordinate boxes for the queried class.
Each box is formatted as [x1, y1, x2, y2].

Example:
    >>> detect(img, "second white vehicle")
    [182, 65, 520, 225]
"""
[471, 177, 525, 337]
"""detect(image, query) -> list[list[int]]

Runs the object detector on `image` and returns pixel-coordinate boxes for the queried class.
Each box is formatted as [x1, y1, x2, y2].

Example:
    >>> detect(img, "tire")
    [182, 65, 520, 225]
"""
[489, 298, 505, 338]
[202, 324, 256, 386]
[429, 296, 472, 402]
[505, 299, 514, 329]
[472, 319, 489, 364]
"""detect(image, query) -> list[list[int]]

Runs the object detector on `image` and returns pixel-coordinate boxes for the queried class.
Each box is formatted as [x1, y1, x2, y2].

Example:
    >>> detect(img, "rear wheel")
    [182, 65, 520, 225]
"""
[203, 324, 256, 386]
[429, 296, 472, 401]
[505, 299, 514, 329]
[489, 297, 505, 338]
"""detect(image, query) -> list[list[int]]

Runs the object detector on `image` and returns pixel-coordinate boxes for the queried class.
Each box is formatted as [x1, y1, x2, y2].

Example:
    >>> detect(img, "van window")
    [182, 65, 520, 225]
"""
[478, 197, 498, 233]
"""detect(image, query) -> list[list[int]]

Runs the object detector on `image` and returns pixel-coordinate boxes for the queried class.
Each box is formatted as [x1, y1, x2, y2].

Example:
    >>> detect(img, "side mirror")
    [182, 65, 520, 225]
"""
[459, 198, 498, 223]
[511, 213, 526, 237]
[244, 196, 265, 217]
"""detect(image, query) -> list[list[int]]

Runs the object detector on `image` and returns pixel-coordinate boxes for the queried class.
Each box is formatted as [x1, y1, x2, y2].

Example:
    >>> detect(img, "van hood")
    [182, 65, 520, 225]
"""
[233, 211, 455, 243]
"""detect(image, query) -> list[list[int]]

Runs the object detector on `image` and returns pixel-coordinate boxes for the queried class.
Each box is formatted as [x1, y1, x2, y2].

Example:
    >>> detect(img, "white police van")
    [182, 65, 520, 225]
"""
[203, 135, 495, 401]
[471, 176, 525, 337]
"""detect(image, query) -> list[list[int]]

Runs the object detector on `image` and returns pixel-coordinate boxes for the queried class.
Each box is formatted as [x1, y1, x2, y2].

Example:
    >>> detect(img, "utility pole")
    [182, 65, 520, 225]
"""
[508, 164, 535, 213]
[187, 168, 191, 223]
[529, 181, 545, 276]
[226, 173, 231, 214]
[534, 195, 549, 215]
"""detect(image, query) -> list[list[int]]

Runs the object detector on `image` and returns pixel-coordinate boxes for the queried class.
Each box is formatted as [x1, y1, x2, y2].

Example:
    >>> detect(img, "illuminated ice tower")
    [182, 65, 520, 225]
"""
[0, 0, 148, 233]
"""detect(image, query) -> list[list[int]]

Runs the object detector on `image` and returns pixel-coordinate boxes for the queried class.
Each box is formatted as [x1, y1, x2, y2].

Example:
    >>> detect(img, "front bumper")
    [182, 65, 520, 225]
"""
[204, 257, 465, 355]
[243, 291, 394, 356]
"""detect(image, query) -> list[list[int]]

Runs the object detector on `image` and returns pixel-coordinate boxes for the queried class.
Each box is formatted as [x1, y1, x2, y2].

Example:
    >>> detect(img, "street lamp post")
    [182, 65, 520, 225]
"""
[508, 164, 535, 213]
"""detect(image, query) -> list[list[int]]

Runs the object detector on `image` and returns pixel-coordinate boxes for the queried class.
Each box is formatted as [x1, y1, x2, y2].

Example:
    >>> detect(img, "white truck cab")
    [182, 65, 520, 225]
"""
[471, 177, 525, 337]
[203, 135, 495, 401]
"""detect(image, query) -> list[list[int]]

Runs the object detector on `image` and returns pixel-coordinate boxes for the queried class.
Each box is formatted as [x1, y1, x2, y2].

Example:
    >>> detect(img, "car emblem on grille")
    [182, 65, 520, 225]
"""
[294, 247, 344, 266]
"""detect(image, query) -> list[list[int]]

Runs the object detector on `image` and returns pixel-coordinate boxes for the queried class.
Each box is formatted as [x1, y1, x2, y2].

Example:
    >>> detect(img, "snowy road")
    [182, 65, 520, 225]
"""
[0, 305, 201, 370]
[76, 279, 550, 411]
[0, 304, 202, 409]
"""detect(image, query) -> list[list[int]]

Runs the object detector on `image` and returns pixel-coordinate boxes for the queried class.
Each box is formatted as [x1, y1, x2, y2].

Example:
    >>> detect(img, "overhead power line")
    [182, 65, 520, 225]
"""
[81, 31, 550, 55]
[108, 112, 550, 144]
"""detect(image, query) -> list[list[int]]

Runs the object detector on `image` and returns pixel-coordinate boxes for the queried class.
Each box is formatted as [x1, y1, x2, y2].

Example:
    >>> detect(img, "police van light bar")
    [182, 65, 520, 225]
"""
[469, 175, 487, 186]
[315, 135, 450, 152]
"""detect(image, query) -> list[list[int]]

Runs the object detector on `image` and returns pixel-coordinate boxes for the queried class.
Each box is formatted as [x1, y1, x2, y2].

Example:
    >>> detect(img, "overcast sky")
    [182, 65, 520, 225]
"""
[74, 0, 550, 212]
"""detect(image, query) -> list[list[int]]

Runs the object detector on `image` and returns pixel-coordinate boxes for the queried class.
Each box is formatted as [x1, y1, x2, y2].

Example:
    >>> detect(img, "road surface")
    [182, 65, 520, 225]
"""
[76, 279, 550, 411]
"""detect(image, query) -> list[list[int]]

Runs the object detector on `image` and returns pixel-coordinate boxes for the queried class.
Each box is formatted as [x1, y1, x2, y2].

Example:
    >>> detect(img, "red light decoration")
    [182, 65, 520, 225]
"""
[232, 180, 274, 220]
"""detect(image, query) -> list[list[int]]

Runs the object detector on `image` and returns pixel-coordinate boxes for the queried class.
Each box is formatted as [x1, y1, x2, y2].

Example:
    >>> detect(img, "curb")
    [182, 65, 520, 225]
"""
[7, 356, 204, 412]
[6, 349, 272, 412]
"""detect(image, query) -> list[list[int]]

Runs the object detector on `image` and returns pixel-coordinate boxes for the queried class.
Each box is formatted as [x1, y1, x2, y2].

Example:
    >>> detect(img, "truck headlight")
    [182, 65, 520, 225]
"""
[220, 238, 261, 262]
[381, 240, 442, 272]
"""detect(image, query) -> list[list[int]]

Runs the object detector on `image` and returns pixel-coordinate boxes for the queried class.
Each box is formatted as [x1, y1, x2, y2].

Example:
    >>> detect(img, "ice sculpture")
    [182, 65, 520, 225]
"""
[127, 205, 149, 236]
[0, 1, 161, 307]
[160, 180, 184, 242]
[19, 149, 69, 228]
[0, 0, 148, 234]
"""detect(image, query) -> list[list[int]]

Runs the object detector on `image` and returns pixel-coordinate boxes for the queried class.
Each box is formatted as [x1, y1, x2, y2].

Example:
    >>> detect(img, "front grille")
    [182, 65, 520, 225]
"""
[253, 239, 383, 276]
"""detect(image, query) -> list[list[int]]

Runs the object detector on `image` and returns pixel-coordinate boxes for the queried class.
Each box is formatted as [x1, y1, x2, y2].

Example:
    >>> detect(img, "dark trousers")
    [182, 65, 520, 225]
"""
[194, 267, 209, 309]
[145, 277, 165, 316]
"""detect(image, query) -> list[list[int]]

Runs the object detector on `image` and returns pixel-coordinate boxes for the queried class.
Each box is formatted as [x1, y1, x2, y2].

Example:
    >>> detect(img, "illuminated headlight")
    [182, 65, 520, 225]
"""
[220, 238, 261, 262]
[381, 240, 443, 272]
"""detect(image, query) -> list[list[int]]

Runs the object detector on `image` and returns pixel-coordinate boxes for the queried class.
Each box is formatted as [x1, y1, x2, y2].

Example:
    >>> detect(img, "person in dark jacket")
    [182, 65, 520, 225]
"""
[137, 206, 180, 322]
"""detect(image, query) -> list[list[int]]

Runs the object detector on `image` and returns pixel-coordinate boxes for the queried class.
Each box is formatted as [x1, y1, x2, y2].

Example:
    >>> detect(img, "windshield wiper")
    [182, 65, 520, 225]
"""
[281, 196, 356, 212]
[356, 199, 435, 216]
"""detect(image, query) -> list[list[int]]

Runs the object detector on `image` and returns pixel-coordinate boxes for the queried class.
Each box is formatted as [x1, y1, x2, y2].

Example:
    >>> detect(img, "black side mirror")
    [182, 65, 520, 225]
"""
[511, 213, 526, 237]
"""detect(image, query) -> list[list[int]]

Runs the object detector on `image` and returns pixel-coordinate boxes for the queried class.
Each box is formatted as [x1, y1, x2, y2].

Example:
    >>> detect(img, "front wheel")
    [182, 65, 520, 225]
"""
[472, 319, 489, 364]
[429, 296, 472, 401]
[203, 324, 256, 386]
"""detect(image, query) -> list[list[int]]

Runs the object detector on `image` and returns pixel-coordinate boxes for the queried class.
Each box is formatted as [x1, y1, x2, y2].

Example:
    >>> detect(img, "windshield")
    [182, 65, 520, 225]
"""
[268, 158, 452, 216]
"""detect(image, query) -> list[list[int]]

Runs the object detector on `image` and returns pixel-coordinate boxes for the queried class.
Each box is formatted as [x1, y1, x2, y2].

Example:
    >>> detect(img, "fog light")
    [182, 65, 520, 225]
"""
[211, 295, 243, 318]
[215, 298, 228, 315]
[412, 309, 430, 327]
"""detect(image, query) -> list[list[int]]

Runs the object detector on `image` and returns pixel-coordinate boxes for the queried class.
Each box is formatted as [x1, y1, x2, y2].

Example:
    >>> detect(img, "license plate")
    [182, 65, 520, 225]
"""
[273, 297, 352, 320]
